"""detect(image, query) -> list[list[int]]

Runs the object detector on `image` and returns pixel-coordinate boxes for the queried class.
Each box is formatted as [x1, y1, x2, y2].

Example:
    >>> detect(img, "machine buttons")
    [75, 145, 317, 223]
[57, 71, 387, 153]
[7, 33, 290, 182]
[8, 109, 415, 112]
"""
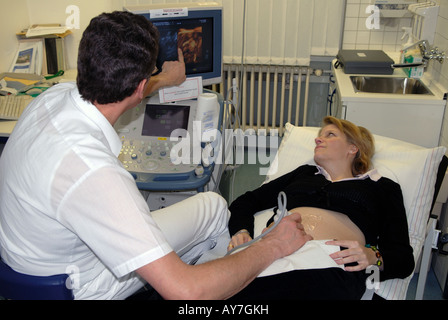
[118, 138, 197, 175]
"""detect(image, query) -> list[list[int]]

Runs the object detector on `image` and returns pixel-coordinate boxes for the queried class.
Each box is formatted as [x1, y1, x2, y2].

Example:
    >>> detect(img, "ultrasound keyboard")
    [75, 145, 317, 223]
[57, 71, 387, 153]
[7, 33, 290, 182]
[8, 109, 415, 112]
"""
[118, 138, 197, 175]
[0, 95, 33, 120]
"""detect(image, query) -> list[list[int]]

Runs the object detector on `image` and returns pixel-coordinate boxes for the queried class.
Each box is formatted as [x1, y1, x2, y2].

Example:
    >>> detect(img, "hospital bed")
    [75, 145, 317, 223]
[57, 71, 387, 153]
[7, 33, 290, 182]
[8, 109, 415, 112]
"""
[201, 122, 447, 300]
[263, 123, 447, 299]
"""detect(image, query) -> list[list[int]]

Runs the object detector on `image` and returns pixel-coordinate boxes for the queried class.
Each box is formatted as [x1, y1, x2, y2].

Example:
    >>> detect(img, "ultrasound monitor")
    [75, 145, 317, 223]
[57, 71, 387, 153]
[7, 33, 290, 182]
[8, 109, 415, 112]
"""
[125, 2, 223, 86]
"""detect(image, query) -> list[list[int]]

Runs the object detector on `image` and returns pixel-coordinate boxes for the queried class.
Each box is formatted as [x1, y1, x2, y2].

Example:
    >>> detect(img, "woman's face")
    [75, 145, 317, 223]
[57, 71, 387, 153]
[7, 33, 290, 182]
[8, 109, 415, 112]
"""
[314, 124, 358, 165]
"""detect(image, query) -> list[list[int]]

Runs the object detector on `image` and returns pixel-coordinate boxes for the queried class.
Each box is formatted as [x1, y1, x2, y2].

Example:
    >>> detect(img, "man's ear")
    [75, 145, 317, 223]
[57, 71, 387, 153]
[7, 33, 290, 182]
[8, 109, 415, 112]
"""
[135, 79, 148, 100]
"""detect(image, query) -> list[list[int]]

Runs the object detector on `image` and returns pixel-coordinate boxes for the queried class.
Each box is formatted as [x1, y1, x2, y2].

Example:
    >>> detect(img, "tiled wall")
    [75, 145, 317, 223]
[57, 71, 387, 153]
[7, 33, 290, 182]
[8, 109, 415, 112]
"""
[434, 0, 448, 148]
[343, 0, 448, 149]
[342, 0, 447, 89]
[430, 0, 448, 92]
[342, 0, 414, 51]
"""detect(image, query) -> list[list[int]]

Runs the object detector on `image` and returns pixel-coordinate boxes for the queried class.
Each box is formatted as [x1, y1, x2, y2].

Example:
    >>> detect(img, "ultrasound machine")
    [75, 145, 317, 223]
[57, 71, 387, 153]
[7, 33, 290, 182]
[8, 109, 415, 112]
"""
[118, 2, 225, 210]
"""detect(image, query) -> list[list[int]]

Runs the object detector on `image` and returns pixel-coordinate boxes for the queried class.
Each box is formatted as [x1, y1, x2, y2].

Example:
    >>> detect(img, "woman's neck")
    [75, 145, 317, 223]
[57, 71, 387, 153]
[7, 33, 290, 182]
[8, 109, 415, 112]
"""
[319, 162, 354, 181]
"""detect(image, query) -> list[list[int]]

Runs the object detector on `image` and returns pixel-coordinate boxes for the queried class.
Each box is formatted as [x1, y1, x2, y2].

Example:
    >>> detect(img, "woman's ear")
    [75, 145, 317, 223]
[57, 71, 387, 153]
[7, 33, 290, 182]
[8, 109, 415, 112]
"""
[349, 144, 359, 156]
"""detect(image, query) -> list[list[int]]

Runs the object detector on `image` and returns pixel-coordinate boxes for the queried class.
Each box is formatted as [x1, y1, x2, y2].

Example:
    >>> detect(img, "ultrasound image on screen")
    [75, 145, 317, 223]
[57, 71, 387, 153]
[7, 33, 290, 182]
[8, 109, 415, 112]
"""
[178, 26, 203, 65]
[153, 18, 213, 76]
[142, 104, 190, 137]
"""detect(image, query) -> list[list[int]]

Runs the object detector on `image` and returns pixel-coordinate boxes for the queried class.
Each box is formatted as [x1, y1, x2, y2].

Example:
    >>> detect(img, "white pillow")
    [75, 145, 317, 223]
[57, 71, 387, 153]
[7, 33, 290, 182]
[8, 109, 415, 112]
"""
[263, 123, 446, 300]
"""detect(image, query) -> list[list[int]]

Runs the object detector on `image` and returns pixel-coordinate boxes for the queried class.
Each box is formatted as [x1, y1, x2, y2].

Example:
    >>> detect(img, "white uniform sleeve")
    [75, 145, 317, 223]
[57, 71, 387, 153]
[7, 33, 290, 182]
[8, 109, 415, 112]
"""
[56, 165, 173, 278]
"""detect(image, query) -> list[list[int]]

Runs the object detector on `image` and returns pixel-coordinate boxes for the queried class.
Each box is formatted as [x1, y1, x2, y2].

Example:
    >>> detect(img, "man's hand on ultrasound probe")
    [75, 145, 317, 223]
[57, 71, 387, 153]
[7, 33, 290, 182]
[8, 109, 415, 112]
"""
[261, 212, 313, 259]
[228, 212, 313, 258]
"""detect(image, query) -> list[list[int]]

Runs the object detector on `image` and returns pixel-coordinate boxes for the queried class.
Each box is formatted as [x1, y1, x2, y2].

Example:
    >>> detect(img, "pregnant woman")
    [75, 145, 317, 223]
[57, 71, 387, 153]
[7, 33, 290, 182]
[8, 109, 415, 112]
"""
[227, 116, 414, 300]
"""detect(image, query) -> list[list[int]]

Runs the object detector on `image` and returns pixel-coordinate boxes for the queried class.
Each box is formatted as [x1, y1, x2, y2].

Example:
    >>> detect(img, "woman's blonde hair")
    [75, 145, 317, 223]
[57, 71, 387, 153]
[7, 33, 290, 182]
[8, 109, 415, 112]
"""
[319, 116, 375, 175]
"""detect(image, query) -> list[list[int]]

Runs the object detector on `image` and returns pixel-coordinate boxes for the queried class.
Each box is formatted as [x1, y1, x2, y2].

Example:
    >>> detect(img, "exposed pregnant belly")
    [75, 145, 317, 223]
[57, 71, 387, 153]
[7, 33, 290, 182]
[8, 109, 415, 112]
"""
[290, 207, 366, 245]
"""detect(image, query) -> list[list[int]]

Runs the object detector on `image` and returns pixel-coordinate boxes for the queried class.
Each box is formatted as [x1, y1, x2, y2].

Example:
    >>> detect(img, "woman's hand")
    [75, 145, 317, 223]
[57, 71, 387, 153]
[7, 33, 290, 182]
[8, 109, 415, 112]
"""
[227, 229, 253, 251]
[326, 240, 381, 272]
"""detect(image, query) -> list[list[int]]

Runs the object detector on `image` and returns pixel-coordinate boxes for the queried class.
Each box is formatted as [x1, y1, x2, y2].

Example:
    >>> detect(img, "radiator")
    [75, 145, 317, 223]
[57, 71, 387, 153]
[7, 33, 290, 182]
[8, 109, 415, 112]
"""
[216, 64, 313, 137]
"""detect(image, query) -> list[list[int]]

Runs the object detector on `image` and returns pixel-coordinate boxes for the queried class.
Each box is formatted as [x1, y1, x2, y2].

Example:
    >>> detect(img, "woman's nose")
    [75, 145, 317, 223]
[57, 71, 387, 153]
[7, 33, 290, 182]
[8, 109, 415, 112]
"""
[315, 137, 322, 144]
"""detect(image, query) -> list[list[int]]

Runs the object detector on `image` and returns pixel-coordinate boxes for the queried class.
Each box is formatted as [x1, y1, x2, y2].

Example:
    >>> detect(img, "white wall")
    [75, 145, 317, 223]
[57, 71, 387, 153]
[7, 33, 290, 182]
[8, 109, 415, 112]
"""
[1, 0, 344, 70]
[26, 0, 119, 70]
[0, 0, 123, 71]
[0, 0, 30, 72]
[1, 0, 445, 74]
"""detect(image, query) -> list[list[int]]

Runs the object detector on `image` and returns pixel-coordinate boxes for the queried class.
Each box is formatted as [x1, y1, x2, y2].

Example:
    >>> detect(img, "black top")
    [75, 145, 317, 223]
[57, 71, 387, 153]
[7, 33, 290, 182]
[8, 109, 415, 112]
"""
[228, 165, 415, 280]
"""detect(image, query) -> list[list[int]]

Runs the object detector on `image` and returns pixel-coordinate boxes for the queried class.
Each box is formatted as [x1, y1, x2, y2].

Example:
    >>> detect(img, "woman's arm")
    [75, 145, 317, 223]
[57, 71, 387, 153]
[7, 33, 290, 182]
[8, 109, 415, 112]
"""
[376, 178, 415, 280]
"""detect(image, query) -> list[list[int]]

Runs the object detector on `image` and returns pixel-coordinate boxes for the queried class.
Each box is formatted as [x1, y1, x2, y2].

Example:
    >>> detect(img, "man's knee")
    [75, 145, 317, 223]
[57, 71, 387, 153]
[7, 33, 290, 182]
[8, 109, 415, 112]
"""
[201, 192, 230, 221]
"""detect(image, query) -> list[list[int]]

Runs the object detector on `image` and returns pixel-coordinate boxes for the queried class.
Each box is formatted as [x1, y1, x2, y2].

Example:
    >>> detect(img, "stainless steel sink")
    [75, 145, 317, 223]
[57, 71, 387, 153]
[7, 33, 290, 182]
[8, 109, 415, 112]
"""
[350, 76, 433, 95]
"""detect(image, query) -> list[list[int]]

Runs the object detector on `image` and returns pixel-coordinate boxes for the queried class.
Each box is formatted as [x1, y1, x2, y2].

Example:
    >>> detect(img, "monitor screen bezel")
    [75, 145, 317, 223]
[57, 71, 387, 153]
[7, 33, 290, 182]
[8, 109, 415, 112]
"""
[127, 5, 223, 86]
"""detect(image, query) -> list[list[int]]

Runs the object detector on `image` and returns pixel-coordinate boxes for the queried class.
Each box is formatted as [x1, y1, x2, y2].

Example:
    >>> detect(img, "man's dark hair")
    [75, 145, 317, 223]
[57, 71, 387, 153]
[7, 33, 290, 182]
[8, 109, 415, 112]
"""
[77, 11, 159, 104]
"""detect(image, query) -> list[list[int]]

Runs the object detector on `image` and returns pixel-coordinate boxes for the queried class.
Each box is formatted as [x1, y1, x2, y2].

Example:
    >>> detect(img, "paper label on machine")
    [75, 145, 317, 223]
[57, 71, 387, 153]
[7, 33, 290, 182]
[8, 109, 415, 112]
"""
[159, 77, 203, 103]
[202, 110, 217, 131]
[150, 8, 188, 19]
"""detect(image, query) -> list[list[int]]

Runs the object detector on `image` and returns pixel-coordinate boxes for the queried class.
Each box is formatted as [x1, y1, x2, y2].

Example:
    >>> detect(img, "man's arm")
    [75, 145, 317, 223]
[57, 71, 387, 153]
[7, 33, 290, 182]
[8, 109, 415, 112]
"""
[137, 212, 312, 299]
[144, 48, 186, 96]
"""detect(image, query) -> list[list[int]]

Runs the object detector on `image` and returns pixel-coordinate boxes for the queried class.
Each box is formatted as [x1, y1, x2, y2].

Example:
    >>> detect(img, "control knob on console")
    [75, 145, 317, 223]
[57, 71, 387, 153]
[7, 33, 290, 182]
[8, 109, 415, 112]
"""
[195, 165, 204, 177]
[143, 160, 159, 171]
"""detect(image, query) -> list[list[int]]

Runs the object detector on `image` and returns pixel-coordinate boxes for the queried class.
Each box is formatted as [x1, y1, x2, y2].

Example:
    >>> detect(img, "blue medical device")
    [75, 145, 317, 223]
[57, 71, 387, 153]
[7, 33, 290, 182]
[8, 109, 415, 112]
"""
[121, 3, 224, 195]
[114, 90, 224, 192]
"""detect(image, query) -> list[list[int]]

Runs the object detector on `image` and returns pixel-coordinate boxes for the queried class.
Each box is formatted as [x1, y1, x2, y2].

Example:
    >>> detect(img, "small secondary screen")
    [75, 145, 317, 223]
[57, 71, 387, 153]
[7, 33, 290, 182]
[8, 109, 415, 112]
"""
[142, 104, 190, 137]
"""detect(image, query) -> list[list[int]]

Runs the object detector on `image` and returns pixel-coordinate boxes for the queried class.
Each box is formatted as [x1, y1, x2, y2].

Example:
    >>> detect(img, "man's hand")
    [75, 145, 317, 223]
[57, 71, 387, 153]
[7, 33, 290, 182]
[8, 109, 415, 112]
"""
[158, 48, 186, 87]
[228, 212, 312, 258]
[263, 212, 313, 259]
[144, 48, 186, 96]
